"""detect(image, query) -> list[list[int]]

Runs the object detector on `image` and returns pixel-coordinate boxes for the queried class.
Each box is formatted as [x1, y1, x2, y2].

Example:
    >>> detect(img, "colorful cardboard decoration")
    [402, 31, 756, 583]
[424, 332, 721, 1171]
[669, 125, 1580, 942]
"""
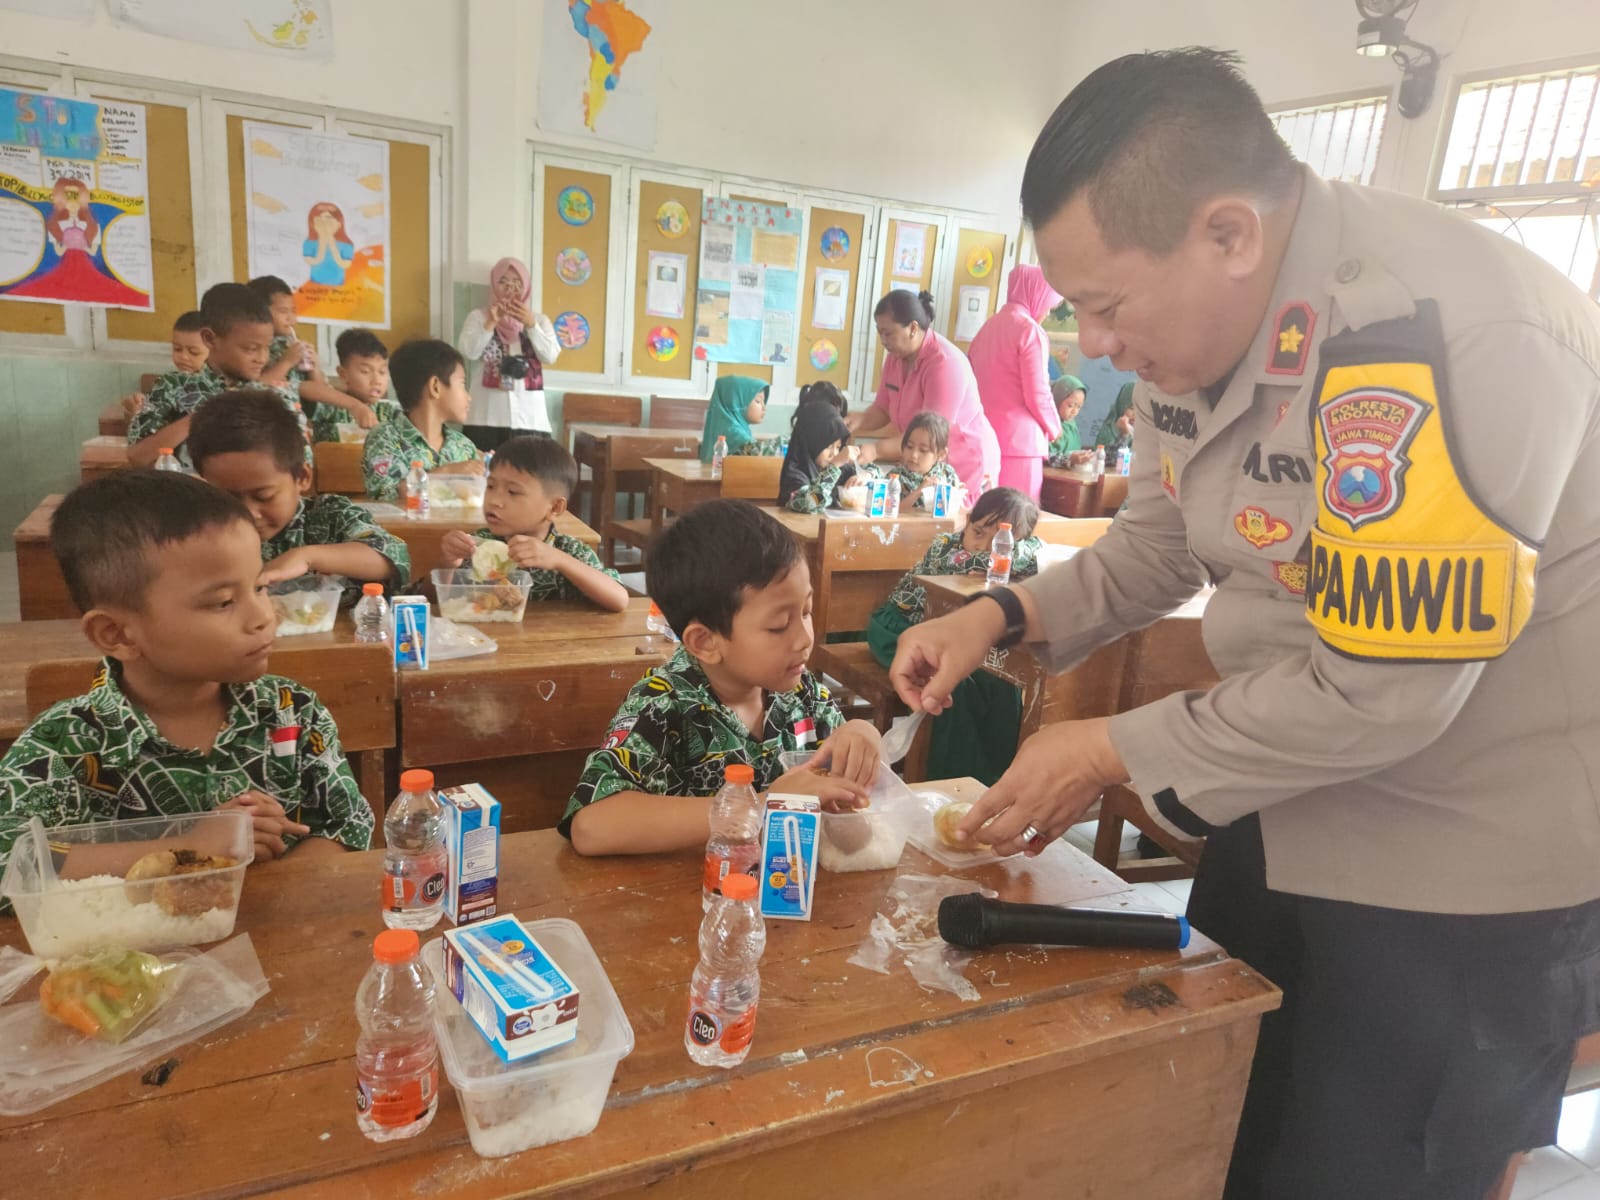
[557, 185, 594, 226]
[553, 310, 591, 349]
[554, 246, 592, 286]
[646, 325, 680, 361]
[655, 199, 689, 238]
[809, 338, 839, 371]
[819, 225, 849, 261]
[967, 246, 994, 278]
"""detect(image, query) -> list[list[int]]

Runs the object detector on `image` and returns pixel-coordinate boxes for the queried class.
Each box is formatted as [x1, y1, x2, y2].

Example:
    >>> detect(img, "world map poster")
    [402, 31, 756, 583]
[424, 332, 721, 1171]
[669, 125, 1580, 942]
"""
[0, 89, 155, 311]
[537, 0, 662, 151]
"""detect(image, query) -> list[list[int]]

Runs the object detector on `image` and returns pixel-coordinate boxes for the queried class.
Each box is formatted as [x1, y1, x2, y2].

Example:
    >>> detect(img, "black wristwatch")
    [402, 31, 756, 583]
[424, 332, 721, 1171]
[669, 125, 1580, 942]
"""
[964, 586, 1027, 650]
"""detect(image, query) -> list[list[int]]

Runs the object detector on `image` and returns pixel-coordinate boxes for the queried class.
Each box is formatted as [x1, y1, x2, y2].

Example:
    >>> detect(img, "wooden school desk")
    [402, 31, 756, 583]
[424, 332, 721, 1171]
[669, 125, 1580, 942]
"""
[0, 778, 1278, 1200]
[79, 435, 130, 482]
[364, 504, 601, 584]
[569, 424, 701, 566]
[644, 456, 721, 533]
[312, 441, 365, 496]
[98, 402, 129, 438]
[0, 619, 94, 753]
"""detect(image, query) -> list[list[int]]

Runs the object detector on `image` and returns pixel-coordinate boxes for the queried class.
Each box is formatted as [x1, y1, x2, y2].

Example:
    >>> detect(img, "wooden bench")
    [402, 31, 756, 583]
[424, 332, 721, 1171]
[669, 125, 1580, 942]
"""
[571, 424, 702, 568]
[562, 394, 643, 522]
[721, 454, 783, 501]
[312, 440, 365, 496]
[79, 436, 130, 482]
[1040, 467, 1102, 518]
[24, 639, 397, 824]
[99, 401, 129, 438]
[649, 395, 709, 430]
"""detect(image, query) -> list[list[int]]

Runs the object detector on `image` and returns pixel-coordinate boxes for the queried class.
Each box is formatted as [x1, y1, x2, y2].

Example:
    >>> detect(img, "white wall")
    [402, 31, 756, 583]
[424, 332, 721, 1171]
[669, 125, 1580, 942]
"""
[1046, 0, 1600, 197]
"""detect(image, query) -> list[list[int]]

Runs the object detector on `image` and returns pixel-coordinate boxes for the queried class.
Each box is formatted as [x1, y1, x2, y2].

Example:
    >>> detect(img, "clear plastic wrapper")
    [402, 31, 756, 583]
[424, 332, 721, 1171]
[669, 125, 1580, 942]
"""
[846, 874, 996, 1001]
[0, 934, 270, 1115]
[427, 617, 499, 661]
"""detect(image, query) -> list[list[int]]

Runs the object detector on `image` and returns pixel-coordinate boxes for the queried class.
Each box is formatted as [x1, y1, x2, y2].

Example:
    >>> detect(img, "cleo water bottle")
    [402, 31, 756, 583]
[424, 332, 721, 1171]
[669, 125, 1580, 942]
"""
[355, 928, 440, 1142]
[685, 873, 766, 1069]
[986, 522, 1015, 588]
[382, 770, 447, 930]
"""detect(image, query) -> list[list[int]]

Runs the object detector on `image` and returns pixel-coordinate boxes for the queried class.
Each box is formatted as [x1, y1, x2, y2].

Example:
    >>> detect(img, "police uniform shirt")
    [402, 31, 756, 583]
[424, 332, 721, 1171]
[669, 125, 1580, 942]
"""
[1020, 168, 1600, 914]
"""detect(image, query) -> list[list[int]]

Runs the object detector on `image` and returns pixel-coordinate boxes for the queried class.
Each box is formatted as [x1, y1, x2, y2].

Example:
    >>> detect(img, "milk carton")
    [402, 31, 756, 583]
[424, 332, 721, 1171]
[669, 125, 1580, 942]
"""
[439, 783, 501, 926]
[759, 795, 819, 921]
[442, 916, 580, 1062]
[391, 595, 429, 670]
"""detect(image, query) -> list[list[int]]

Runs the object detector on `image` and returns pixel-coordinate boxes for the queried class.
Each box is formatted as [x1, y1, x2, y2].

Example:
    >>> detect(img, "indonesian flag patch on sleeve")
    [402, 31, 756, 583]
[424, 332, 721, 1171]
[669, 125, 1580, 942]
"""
[603, 717, 637, 751]
[793, 717, 817, 747]
[270, 726, 300, 757]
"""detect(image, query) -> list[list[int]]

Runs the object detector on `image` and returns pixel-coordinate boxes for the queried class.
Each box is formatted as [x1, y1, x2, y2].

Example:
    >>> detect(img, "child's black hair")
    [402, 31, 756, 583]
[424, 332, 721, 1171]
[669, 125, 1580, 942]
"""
[968, 486, 1040, 540]
[902, 410, 950, 453]
[492, 434, 578, 499]
[336, 328, 389, 363]
[199, 282, 273, 337]
[389, 338, 466, 413]
[778, 401, 853, 505]
[646, 500, 802, 637]
[247, 274, 293, 302]
[794, 380, 848, 420]
[172, 310, 206, 335]
[188, 390, 309, 478]
[52, 471, 254, 613]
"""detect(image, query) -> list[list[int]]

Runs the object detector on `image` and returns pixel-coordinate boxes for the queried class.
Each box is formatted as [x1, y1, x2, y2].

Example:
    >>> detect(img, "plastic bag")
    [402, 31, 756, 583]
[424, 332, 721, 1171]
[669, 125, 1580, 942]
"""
[0, 933, 270, 1115]
[847, 873, 996, 1001]
[39, 947, 173, 1043]
[777, 754, 922, 874]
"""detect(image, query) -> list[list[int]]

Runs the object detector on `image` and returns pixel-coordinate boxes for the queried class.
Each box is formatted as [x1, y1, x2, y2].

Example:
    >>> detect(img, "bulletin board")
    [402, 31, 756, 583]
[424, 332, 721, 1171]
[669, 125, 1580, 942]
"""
[228, 115, 432, 348]
[719, 362, 772, 386]
[795, 206, 863, 389]
[540, 163, 611, 375]
[103, 99, 195, 343]
[871, 218, 937, 392]
[945, 226, 1008, 353]
[630, 178, 701, 380]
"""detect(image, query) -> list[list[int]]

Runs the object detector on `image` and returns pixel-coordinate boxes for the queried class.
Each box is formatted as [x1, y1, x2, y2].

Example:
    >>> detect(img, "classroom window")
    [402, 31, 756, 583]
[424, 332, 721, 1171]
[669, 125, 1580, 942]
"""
[1270, 96, 1389, 185]
[1435, 63, 1600, 301]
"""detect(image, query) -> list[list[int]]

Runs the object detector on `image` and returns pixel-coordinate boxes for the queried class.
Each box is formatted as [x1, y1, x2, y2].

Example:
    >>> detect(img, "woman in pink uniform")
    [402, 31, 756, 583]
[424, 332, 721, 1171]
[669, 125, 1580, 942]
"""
[967, 265, 1062, 501]
[853, 290, 999, 495]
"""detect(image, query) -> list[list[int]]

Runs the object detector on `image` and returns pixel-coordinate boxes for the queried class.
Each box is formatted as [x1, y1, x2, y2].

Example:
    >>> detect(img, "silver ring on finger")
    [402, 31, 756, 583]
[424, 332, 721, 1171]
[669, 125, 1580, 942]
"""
[1020, 823, 1042, 843]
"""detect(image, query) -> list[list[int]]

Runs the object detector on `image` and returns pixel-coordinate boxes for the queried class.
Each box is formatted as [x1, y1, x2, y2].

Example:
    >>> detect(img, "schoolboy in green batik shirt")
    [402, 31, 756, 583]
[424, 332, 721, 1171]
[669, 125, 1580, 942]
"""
[188, 391, 410, 605]
[362, 339, 484, 501]
[437, 435, 626, 610]
[251, 275, 380, 442]
[564, 500, 884, 855]
[128, 282, 311, 470]
[0, 472, 374, 887]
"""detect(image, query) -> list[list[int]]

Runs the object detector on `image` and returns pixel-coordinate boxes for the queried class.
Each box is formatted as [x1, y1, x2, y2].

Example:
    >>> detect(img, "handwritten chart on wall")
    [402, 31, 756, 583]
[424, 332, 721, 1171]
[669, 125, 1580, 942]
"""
[243, 121, 390, 327]
[693, 197, 800, 366]
[0, 89, 155, 311]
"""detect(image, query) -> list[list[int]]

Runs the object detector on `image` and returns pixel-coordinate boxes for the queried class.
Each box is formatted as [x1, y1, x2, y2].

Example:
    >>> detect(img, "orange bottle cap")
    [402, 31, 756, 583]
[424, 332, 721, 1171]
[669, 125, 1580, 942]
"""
[724, 763, 755, 785]
[374, 928, 420, 964]
[362, 583, 384, 596]
[158, 447, 174, 454]
[400, 769, 435, 791]
[720, 874, 758, 900]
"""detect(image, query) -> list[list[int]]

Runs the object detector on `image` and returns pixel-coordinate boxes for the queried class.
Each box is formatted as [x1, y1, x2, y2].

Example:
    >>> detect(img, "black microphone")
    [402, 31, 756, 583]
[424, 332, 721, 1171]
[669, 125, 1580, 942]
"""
[937, 893, 1190, 951]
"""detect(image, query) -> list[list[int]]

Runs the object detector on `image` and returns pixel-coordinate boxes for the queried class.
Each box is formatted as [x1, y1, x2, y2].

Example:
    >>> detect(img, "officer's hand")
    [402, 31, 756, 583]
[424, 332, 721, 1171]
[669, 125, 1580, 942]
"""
[957, 718, 1128, 856]
[890, 602, 1003, 715]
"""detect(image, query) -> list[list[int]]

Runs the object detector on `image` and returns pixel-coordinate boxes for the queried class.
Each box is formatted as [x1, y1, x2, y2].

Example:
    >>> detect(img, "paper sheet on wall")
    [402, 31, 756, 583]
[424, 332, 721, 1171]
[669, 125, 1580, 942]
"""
[645, 250, 686, 319]
[954, 285, 989, 342]
[0, 0, 93, 15]
[0, 89, 155, 311]
[114, 0, 336, 59]
[892, 223, 928, 279]
[812, 266, 849, 331]
[535, 0, 662, 151]
[694, 197, 802, 363]
[761, 311, 794, 364]
[243, 121, 389, 328]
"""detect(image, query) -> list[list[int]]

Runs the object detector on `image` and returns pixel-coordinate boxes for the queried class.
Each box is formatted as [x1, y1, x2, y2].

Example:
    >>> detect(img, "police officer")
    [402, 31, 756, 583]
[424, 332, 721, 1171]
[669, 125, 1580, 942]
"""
[892, 49, 1600, 1200]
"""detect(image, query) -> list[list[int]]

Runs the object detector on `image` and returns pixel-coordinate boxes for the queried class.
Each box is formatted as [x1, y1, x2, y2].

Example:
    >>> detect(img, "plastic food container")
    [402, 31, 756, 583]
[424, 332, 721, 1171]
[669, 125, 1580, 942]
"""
[426, 473, 487, 510]
[268, 575, 342, 636]
[1, 810, 253, 957]
[432, 569, 534, 624]
[335, 423, 370, 444]
[422, 918, 635, 1158]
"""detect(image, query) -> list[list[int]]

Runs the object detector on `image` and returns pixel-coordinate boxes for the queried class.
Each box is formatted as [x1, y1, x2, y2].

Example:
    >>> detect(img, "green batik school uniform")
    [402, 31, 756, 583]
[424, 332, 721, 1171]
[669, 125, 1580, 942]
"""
[465, 526, 621, 604]
[0, 660, 374, 889]
[1046, 422, 1082, 465]
[562, 647, 844, 837]
[262, 495, 411, 605]
[361, 417, 480, 501]
[784, 463, 854, 513]
[867, 531, 1043, 785]
[130, 365, 312, 468]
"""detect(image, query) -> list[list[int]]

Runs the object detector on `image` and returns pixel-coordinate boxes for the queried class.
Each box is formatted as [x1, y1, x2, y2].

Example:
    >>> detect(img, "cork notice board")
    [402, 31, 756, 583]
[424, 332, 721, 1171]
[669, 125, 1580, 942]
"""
[631, 179, 701, 381]
[228, 115, 432, 348]
[795, 206, 864, 391]
[540, 164, 610, 375]
[872, 218, 937, 393]
[103, 100, 196, 343]
[947, 226, 1008, 353]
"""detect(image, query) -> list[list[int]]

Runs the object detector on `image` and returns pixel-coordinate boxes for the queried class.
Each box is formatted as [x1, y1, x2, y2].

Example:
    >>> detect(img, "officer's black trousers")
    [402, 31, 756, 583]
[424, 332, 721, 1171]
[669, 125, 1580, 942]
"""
[1190, 815, 1600, 1200]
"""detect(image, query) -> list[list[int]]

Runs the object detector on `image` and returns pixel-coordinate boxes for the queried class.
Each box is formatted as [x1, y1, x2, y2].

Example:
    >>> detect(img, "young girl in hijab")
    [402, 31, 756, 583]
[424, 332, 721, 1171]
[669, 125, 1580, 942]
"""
[779, 400, 857, 513]
[1046, 375, 1091, 467]
[457, 257, 561, 450]
[699, 375, 781, 461]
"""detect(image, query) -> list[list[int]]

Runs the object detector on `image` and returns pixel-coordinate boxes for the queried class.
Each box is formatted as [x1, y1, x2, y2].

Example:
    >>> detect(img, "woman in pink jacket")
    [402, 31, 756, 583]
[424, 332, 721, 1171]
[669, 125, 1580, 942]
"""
[854, 289, 1000, 495]
[967, 265, 1063, 501]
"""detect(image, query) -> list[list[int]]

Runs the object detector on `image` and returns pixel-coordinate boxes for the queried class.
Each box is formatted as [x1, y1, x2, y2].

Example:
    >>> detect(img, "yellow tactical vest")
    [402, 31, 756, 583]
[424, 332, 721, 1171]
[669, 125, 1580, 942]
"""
[1306, 302, 1538, 661]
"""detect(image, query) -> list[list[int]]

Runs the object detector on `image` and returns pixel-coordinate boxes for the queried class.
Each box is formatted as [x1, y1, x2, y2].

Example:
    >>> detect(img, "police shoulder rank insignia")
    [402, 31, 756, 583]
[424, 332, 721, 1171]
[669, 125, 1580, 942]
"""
[1267, 301, 1316, 375]
[1159, 452, 1178, 501]
[1234, 505, 1293, 549]
[1317, 387, 1430, 530]
[1272, 561, 1308, 596]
